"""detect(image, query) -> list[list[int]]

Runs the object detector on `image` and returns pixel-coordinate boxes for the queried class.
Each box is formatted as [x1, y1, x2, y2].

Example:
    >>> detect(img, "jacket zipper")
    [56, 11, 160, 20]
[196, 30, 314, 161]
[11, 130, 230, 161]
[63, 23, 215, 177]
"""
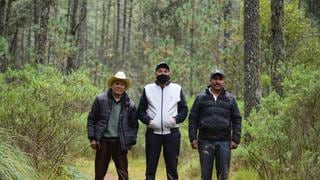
[161, 87, 164, 134]
[119, 112, 125, 149]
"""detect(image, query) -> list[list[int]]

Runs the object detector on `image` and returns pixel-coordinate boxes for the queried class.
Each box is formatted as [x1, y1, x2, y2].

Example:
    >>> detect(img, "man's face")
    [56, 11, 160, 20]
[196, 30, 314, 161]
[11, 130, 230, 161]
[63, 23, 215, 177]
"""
[111, 80, 126, 96]
[155, 67, 170, 76]
[210, 75, 224, 91]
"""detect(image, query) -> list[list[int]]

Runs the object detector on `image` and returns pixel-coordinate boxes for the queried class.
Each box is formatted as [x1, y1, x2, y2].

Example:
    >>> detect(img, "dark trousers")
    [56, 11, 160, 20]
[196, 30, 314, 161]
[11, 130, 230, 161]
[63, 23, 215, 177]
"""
[95, 139, 128, 180]
[198, 139, 231, 180]
[145, 128, 181, 180]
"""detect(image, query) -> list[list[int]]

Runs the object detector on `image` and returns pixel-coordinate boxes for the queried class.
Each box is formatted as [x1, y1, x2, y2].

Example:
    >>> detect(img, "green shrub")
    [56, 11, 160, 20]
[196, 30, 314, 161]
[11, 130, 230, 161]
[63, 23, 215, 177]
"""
[231, 169, 260, 180]
[237, 64, 320, 179]
[0, 65, 99, 175]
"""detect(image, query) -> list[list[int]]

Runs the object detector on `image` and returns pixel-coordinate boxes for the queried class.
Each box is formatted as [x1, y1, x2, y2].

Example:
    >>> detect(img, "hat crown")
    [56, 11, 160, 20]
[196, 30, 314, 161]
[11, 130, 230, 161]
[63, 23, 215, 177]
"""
[210, 69, 225, 79]
[212, 69, 223, 73]
[114, 71, 127, 79]
[155, 62, 170, 71]
[107, 71, 131, 90]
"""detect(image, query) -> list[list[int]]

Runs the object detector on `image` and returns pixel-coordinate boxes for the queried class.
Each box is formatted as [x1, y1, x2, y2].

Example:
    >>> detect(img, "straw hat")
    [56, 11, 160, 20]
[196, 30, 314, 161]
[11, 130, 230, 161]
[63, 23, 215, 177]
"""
[107, 71, 131, 90]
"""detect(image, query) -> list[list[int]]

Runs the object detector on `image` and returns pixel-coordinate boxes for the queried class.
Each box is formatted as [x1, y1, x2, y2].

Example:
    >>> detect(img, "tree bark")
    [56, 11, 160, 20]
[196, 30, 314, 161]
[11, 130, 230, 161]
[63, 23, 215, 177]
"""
[0, 0, 9, 71]
[9, 28, 18, 66]
[99, 0, 107, 61]
[5, 0, 18, 66]
[105, 0, 112, 64]
[122, 0, 127, 57]
[76, 0, 87, 66]
[189, 0, 195, 96]
[94, 0, 98, 57]
[4, 0, 14, 37]
[126, 0, 133, 53]
[27, 26, 32, 63]
[36, 0, 51, 64]
[33, 0, 39, 49]
[113, 0, 121, 66]
[244, 0, 261, 119]
[0, 0, 6, 36]
[271, 0, 285, 97]
[64, 0, 71, 42]
[66, 0, 79, 72]
[115, 0, 121, 58]
[223, 0, 232, 67]
[20, 30, 25, 65]
[307, 0, 320, 18]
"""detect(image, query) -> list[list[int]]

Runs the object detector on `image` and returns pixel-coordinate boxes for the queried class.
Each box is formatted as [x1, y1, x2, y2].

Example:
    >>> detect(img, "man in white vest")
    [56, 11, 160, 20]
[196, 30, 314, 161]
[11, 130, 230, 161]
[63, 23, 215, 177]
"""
[138, 62, 188, 180]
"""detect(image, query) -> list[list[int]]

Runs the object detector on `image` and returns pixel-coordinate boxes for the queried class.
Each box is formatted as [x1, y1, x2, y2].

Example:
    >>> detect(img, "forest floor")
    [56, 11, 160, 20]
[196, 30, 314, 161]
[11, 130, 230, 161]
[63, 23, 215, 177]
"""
[72, 157, 197, 180]
[71, 157, 259, 180]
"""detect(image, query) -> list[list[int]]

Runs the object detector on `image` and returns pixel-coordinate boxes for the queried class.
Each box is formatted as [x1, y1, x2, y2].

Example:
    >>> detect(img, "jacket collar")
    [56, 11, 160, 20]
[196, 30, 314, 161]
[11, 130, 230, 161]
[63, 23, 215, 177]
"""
[155, 80, 171, 87]
[205, 85, 226, 96]
[107, 88, 128, 103]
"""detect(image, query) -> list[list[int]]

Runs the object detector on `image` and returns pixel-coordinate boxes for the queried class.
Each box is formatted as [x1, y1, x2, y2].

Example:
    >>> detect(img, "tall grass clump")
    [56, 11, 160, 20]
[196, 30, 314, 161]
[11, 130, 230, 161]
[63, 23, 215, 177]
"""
[0, 128, 38, 180]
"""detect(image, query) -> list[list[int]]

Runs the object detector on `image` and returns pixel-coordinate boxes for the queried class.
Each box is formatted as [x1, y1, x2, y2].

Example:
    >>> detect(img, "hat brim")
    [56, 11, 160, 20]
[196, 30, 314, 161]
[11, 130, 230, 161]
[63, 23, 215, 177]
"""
[211, 73, 225, 78]
[107, 77, 131, 90]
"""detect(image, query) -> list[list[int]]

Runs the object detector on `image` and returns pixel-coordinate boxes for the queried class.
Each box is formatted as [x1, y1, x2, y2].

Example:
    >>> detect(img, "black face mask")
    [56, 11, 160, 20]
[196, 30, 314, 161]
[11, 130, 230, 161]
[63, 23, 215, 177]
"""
[156, 74, 170, 84]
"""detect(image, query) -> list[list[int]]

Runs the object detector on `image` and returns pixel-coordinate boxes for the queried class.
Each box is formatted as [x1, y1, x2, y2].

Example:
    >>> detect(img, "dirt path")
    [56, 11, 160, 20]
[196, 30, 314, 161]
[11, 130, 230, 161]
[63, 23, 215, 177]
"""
[104, 173, 116, 180]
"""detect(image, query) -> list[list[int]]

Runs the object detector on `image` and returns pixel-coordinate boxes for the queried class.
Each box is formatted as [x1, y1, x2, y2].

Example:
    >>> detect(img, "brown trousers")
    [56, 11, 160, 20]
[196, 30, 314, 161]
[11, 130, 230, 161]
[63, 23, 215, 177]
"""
[95, 139, 128, 180]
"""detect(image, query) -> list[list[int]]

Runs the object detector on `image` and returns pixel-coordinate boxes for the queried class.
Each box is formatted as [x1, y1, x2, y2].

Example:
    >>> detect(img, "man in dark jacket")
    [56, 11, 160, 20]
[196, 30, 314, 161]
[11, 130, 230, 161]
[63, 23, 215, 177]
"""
[87, 71, 138, 180]
[188, 70, 242, 180]
[138, 62, 188, 180]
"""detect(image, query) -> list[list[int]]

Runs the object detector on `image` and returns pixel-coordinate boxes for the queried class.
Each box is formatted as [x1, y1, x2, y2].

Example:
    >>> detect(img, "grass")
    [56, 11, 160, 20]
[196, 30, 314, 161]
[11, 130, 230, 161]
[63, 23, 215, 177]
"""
[71, 155, 170, 180]
[71, 152, 260, 180]
[0, 129, 38, 180]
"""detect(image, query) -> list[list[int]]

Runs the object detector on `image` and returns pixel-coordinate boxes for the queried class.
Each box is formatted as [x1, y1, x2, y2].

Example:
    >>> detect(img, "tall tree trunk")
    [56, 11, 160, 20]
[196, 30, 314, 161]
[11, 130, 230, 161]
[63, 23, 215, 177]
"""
[9, 28, 18, 66]
[47, 30, 51, 64]
[189, 0, 195, 96]
[113, 0, 121, 66]
[223, 0, 232, 67]
[6, 0, 16, 67]
[0, 0, 7, 72]
[122, 0, 127, 57]
[105, 0, 112, 64]
[4, 0, 13, 37]
[27, 26, 32, 63]
[126, 0, 133, 53]
[66, 0, 79, 72]
[20, 30, 25, 66]
[112, 0, 116, 67]
[33, 0, 39, 50]
[216, 0, 222, 66]
[271, 0, 285, 97]
[244, 0, 261, 119]
[36, 0, 51, 64]
[99, 0, 107, 61]
[94, 0, 98, 57]
[307, 0, 320, 18]
[0, 0, 6, 36]
[76, 0, 87, 66]
[64, 0, 71, 42]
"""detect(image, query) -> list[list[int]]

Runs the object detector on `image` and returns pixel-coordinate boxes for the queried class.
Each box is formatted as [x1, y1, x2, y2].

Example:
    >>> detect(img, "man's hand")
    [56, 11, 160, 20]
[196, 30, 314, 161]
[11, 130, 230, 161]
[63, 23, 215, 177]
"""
[230, 141, 238, 149]
[148, 120, 154, 128]
[191, 139, 198, 149]
[90, 140, 97, 150]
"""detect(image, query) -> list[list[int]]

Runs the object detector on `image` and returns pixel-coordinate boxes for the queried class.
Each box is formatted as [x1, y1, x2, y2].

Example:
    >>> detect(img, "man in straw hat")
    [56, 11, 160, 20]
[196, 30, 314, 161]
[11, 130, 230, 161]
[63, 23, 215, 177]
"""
[87, 71, 139, 180]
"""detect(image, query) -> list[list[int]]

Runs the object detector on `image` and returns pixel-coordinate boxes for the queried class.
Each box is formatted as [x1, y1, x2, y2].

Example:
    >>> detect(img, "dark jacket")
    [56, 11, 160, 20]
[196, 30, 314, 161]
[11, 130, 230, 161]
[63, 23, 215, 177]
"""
[188, 87, 242, 144]
[87, 89, 138, 150]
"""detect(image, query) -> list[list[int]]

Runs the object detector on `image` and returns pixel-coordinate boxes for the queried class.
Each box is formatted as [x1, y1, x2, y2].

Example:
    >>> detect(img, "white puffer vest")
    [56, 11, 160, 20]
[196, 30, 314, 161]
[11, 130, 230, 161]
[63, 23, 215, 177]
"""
[145, 83, 181, 134]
